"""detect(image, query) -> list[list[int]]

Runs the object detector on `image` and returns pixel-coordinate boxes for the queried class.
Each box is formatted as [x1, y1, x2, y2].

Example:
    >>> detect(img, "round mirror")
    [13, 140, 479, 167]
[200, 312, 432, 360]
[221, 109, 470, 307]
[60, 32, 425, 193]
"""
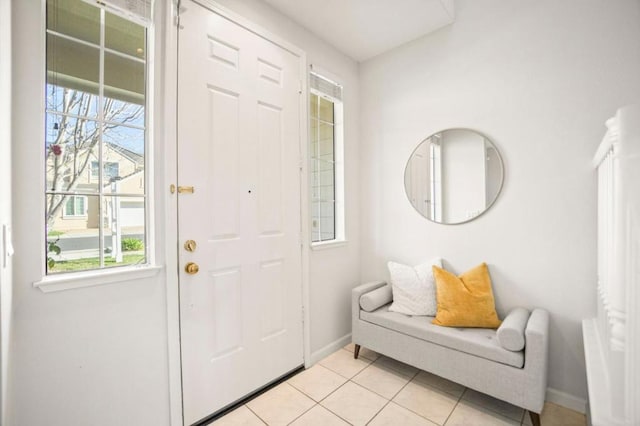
[404, 129, 504, 224]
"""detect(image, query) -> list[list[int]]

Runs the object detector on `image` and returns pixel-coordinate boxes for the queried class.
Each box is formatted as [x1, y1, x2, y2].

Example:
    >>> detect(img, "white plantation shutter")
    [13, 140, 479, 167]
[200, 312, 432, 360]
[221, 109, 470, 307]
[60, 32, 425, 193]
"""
[82, 0, 154, 25]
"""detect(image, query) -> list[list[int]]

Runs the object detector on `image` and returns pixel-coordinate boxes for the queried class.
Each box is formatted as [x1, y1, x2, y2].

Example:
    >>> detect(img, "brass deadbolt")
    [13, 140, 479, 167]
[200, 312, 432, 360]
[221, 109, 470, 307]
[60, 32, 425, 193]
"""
[184, 262, 199, 275]
[178, 186, 194, 194]
[184, 240, 197, 252]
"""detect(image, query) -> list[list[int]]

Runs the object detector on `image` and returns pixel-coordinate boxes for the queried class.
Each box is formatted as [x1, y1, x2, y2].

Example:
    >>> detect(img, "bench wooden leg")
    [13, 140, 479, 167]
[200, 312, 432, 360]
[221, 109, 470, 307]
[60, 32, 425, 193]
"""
[529, 411, 541, 426]
[354, 344, 361, 359]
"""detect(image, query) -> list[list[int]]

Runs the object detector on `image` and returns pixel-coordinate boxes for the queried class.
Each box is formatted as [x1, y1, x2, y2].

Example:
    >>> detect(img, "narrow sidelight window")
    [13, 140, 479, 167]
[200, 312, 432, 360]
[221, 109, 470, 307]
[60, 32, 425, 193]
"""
[309, 71, 344, 244]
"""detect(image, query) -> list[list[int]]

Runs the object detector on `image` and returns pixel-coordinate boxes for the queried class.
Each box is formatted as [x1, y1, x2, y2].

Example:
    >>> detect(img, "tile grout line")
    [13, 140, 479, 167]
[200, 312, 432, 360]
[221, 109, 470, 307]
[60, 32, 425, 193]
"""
[345, 379, 392, 425]
[314, 352, 400, 425]
[245, 403, 268, 425]
[315, 376, 357, 425]
[288, 349, 385, 425]
[317, 349, 374, 379]
[284, 401, 318, 426]
[286, 368, 346, 403]
[390, 374, 465, 425]
[364, 398, 391, 425]
[442, 386, 467, 425]
[364, 367, 421, 425]
[245, 382, 316, 426]
[353, 362, 417, 400]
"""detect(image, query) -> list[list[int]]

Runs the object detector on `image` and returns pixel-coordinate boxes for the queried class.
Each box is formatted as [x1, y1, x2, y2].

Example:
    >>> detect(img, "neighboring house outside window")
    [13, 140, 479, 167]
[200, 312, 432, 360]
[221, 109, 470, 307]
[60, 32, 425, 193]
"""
[309, 70, 344, 245]
[45, 0, 148, 273]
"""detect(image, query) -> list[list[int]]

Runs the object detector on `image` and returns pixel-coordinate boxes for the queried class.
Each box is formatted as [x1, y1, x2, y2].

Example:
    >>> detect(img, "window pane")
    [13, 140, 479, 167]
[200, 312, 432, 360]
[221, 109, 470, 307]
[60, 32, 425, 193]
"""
[319, 165, 334, 187]
[319, 202, 335, 241]
[310, 93, 318, 117]
[47, 0, 100, 45]
[311, 160, 335, 200]
[317, 175, 335, 201]
[104, 98, 145, 127]
[46, 113, 101, 193]
[105, 11, 146, 58]
[47, 34, 100, 99]
[311, 161, 320, 201]
[47, 85, 99, 119]
[311, 201, 335, 243]
[103, 126, 145, 193]
[104, 52, 145, 106]
[317, 122, 334, 162]
[319, 97, 334, 123]
[103, 196, 146, 268]
[46, 194, 100, 274]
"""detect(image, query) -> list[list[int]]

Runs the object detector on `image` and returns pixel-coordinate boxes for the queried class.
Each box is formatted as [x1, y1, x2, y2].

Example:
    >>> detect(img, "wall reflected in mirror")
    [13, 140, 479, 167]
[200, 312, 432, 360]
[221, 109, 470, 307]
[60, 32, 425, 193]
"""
[404, 129, 504, 224]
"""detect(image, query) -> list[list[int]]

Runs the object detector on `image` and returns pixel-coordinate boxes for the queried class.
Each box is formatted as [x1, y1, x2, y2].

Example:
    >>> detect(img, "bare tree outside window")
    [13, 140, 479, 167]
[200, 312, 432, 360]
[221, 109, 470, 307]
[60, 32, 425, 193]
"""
[46, 88, 144, 225]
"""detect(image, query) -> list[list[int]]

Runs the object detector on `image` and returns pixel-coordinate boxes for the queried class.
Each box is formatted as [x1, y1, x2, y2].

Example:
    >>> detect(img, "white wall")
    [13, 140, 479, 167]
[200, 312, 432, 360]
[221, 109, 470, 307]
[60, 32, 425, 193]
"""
[0, 0, 12, 423]
[211, 0, 361, 359]
[9, 1, 171, 425]
[359, 0, 640, 406]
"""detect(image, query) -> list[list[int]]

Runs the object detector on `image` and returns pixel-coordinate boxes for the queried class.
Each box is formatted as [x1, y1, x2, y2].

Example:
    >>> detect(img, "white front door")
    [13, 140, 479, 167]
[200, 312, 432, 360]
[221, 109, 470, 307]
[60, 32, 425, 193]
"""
[177, 2, 304, 423]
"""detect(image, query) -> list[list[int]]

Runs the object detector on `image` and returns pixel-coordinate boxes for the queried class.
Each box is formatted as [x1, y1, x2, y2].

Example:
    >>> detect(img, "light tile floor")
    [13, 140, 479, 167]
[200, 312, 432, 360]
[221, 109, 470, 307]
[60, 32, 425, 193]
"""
[212, 344, 586, 426]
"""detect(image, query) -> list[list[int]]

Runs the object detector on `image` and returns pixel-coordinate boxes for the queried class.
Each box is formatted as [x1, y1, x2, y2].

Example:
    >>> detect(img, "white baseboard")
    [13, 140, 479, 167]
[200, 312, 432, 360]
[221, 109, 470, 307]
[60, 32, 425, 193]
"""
[307, 333, 352, 366]
[546, 387, 587, 414]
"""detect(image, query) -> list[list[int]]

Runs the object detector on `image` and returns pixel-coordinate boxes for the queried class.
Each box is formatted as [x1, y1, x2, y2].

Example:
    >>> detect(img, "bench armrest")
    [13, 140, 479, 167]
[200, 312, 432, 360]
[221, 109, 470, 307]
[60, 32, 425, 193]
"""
[352, 281, 387, 320]
[525, 309, 549, 346]
[523, 308, 549, 412]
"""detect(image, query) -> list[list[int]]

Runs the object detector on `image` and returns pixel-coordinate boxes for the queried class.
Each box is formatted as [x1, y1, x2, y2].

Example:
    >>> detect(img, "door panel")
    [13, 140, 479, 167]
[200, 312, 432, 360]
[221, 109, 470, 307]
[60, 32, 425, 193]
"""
[208, 87, 241, 238]
[178, 2, 304, 424]
[257, 102, 284, 234]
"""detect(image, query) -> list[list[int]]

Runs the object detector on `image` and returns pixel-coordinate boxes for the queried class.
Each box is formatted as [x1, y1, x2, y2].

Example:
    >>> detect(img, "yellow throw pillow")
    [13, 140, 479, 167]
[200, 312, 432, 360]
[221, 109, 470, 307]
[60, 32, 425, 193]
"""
[432, 263, 502, 328]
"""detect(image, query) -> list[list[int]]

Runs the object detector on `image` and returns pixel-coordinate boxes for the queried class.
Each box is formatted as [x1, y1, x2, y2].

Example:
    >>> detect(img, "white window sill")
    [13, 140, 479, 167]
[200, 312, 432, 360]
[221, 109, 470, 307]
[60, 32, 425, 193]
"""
[33, 264, 163, 293]
[310, 239, 348, 251]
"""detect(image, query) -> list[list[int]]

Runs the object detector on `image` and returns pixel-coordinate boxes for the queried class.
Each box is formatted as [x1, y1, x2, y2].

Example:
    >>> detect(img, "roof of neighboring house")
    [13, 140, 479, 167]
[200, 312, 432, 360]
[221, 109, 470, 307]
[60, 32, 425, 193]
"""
[106, 142, 144, 165]
[102, 168, 144, 189]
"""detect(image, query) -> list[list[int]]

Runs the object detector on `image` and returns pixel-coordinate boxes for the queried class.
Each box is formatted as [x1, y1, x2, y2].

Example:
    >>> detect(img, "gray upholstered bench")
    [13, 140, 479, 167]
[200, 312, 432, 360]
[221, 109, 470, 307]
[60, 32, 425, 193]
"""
[352, 281, 549, 426]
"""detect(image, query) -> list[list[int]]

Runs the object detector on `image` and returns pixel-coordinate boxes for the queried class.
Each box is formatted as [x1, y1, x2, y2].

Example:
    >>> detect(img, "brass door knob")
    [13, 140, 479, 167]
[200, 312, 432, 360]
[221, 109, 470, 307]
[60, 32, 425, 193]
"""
[184, 240, 197, 252]
[184, 262, 199, 275]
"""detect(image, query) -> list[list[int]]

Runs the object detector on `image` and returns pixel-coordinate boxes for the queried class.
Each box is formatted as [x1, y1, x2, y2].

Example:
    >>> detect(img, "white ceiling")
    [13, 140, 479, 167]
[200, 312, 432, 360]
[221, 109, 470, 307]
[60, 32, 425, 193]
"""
[262, 0, 455, 62]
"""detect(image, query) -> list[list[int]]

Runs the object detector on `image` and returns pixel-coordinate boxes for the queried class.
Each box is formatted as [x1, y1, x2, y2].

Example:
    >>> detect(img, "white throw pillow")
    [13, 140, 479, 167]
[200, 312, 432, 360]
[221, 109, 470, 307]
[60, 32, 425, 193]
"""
[387, 258, 443, 316]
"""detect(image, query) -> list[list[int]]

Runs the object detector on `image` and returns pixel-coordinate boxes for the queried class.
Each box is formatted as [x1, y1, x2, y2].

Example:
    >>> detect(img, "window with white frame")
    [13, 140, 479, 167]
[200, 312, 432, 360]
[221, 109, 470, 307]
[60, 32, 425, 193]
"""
[91, 161, 120, 180]
[63, 195, 88, 218]
[45, 0, 148, 273]
[309, 71, 344, 244]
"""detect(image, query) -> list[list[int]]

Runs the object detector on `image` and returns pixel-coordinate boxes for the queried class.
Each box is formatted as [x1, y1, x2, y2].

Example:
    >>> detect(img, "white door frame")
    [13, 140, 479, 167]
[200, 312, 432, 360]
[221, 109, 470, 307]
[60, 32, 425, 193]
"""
[163, 2, 311, 424]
